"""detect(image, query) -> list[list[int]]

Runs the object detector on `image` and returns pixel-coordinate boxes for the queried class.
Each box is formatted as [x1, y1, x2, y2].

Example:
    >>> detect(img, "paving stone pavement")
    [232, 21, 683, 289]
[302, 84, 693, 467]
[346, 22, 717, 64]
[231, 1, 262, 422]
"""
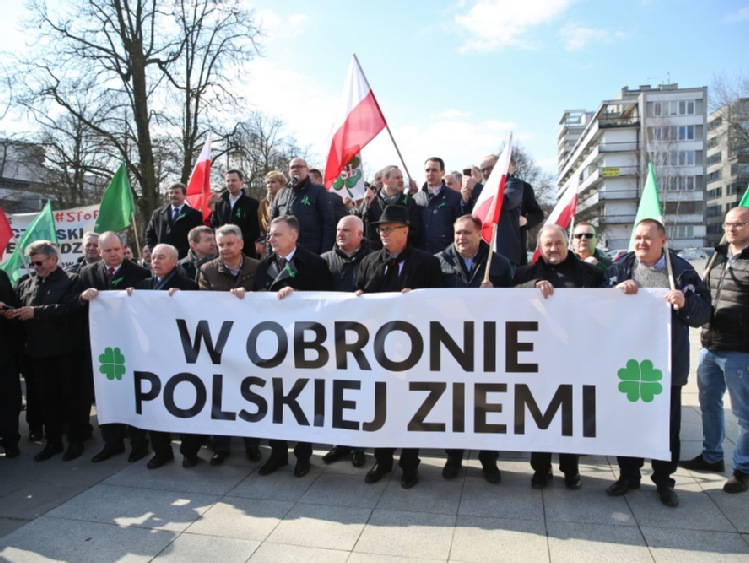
[1, 322, 747, 562]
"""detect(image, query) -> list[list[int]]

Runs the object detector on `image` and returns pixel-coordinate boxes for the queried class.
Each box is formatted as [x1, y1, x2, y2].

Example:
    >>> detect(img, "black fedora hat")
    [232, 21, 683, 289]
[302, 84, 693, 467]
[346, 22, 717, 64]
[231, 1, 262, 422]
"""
[373, 205, 410, 226]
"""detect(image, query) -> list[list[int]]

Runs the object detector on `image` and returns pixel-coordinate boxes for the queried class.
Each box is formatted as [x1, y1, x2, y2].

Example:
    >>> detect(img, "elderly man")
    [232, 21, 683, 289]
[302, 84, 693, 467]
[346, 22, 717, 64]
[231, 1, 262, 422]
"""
[178, 226, 218, 282]
[253, 216, 332, 477]
[146, 182, 204, 258]
[79, 231, 151, 463]
[679, 206, 749, 493]
[198, 224, 263, 466]
[358, 165, 422, 250]
[357, 206, 444, 488]
[604, 219, 711, 507]
[514, 224, 603, 489]
[12, 241, 87, 462]
[66, 232, 101, 273]
[413, 157, 462, 254]
[269, 158, 335, 255]
[572, 222, 612, 272]
[320, 216, 372, 468]
[444, 171, 462, 192]
[211, 169, 260, 259]
[129, 244, 204, 469]
[437, 214, 513, 483]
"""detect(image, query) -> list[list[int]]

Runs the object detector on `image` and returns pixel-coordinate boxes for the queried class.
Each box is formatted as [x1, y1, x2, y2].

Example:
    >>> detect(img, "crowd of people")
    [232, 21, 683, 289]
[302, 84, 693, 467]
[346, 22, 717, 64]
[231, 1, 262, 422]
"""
[1, 154, 748, 510]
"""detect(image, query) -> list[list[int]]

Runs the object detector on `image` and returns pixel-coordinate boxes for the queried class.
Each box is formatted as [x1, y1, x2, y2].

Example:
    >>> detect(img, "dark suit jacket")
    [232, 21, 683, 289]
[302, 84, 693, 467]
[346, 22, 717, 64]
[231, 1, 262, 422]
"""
[211, 191, 261, 258]
[79, 259, 151, 291]
[145, 204, 203, 259]
[134, 269, 199, 291]
[357, 244, 444, 293]
[253, 245, 331, 292]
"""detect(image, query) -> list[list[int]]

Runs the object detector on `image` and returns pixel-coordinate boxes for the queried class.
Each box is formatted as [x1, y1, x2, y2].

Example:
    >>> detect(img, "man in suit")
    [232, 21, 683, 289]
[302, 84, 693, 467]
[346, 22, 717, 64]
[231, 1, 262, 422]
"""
[356, 205, 444, 489]
[253, 215, 332, 477]
[269, 158, 335, 255]
[211, 169, 261, 258]
[198, 224, 263, 466]
[145, 183, 204, 259]
[66, 232, 101, 273]
[129, 244, 204, 469]
[178, 226, 217, 282]
[79, 231, 151, 463]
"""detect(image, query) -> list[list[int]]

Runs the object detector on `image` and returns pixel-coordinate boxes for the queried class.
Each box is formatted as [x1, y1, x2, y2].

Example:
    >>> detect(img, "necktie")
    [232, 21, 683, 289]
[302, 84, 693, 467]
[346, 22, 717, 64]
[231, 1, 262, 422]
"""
[172, 206, 180, 222]
[279, 258, 288, 269]
[108, 267, 115, 279]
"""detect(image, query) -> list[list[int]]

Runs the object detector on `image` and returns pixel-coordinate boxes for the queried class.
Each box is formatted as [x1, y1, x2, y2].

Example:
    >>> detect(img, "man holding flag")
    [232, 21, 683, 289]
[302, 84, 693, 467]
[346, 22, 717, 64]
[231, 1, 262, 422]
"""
[603, 167, 711, 507]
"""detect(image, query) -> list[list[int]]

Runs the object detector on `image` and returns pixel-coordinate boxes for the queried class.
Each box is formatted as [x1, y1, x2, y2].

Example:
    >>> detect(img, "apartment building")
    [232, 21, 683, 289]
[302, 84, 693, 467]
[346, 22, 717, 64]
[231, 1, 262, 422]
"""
[558, 84, 707, 251]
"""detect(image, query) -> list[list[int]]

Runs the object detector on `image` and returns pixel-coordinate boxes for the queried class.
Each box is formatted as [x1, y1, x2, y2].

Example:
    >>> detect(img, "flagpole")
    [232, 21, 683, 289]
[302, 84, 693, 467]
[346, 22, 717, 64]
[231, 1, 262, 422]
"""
[130, 212, 143, 259]
[482, 223, 499, 284]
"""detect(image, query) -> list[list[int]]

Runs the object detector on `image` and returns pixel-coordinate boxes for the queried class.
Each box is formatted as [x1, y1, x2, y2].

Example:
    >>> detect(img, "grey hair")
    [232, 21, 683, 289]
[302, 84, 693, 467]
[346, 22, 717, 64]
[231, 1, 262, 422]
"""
[216, 224, 243, 240]
[25, 240, 59, 259]
[152, 243, 179, 261]
[537, 224, 569, 247]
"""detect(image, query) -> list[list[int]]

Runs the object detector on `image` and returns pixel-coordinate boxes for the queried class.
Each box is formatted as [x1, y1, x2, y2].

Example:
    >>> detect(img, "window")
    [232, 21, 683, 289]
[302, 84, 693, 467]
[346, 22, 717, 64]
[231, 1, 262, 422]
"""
[667, 175, 697, 191]
[650, 99, 698, 117]
[668, 226, 695, 239]
[678, 125, 695, 140]
[706, 187, 723, 200]
[727, 202, 738, 212]
[706, 152, 722, 166]
[706, 205, 722, 218]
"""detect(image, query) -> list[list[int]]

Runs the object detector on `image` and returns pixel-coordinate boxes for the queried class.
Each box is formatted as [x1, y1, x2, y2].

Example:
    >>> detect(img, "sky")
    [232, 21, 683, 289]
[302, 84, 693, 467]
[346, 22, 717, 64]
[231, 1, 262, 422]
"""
[1, 0, 748, 189]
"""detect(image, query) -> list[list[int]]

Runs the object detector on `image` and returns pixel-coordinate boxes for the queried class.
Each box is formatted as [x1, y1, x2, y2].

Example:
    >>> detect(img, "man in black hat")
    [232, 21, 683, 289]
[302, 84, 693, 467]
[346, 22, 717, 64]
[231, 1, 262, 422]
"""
[356, 205, 444, 489]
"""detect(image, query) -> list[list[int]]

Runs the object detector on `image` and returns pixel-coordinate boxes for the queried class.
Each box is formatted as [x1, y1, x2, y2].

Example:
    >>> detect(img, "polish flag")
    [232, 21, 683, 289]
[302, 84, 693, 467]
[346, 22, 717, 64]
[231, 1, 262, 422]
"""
[0, 206, 12, 257]
[186, 132, 213, 220]
[472, 132, 513, 244]
[324, 55, 387, 189]
[531, 177, 579, 263]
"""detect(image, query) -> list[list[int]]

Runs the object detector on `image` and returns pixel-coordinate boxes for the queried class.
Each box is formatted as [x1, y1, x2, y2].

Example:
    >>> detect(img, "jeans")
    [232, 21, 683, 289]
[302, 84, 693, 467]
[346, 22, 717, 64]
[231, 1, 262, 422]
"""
[701, 349, 749, 473]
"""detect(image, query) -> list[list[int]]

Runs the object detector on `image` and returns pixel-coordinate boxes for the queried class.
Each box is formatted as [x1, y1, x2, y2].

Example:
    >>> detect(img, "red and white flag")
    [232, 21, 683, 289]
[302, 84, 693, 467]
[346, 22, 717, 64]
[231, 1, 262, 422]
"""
[0, 206, 12, 258]
[472, 132, 513, 244]
[186, 132, 213, 220]
[531, 176, 579, 263]
[324, 55, 387, 189]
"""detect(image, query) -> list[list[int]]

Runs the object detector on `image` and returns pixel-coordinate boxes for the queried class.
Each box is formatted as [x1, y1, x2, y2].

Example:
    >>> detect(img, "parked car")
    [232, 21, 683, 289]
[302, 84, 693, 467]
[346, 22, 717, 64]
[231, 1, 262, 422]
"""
[677, 248, 709, 261]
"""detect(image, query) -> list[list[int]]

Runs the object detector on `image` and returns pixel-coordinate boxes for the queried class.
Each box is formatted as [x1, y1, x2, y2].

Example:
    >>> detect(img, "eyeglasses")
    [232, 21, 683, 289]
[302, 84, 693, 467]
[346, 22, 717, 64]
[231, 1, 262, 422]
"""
[723, 222, 749, 229]
[376, 226, 406, 234]
[573, 233, 595, 240]
[30, 257, 52, 267]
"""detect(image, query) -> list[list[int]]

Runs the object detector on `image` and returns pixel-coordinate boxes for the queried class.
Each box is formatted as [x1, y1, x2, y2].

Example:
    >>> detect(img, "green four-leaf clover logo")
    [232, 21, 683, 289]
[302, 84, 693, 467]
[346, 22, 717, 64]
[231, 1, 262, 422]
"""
[617, 359, 663, 402]
[99, 347, 126, 381]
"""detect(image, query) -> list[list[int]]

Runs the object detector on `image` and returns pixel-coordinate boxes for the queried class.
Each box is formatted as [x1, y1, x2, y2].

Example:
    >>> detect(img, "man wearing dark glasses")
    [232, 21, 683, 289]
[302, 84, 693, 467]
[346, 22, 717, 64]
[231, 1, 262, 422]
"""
[572, 223, 612, 272]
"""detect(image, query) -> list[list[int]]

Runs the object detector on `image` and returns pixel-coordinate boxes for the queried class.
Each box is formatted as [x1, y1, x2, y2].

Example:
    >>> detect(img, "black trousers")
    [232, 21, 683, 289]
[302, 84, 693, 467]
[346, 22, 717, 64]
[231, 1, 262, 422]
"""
[150, 431, 202, 458]
[212, 435, 260, 453]
[374, 447, 420, 470]
[20, 354, 42, 432]
[269, 439, 311, 462]
[101, 423, 148, 449]
[446, 449, 499, 466]
[30, 352, 89, 444]
[617, 386, 681, 488]
[0, 353, 21, 446]
[530, 452, 579, 474]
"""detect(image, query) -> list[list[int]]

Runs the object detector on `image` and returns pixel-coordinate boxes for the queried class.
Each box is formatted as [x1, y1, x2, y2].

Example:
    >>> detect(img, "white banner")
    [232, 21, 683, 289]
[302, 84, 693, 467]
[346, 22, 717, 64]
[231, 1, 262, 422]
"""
[4, 205, 99, 269]
[90, 288, 673, 459]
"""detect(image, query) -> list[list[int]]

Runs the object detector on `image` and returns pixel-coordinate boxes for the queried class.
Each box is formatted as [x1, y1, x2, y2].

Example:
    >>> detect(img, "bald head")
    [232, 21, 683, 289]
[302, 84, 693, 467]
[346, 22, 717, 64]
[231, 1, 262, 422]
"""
[336, 215, 364, 254]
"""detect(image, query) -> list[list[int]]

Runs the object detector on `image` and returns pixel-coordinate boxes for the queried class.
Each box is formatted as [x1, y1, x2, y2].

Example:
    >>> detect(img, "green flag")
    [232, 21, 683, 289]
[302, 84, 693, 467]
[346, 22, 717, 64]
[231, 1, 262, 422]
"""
[0, 201, 58, 285]
[739, 182, 749, 208]
[94, 162, 135, 233]
[628, 162, 663, 251]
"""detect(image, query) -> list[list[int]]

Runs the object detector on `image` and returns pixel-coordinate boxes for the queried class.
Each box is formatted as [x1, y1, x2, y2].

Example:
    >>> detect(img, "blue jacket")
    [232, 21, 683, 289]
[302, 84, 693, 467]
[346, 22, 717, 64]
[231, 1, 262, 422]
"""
[269, 177, 335, 255]
[413, 184, 462, 254]
[603, 251, 711, 386]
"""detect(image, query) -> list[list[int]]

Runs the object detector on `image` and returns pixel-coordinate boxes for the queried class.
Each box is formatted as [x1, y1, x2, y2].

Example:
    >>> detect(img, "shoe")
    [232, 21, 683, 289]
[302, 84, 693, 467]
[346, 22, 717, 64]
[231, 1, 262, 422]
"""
[128, 445, 149, 462]
[606, 478, 640, 496]
[147, 453, 174, 469]
[724, 470, 749, 494]
[63, 442, 83, 462]
[657, 485, 679, 507]
[182, 455, 199, 468]
[3, 445, 20, 458]
[92, 445, 125, 463]
[322, 446, 347, 464]
[29, 428, 43, 442]
[34, 442, 63, 462]
[364, 463, 392, 483]
[531, 469, 553, 489]
[352, 451, 366, 468]
[210, 451, 229, 466]
[564, 472, 582, 490]
[401, 467, 419, 489]
[294, 458, 311, 477]
[482, 463, 502, 484]
[258, 458, 288, 476]
[245, 447, 262, 462]
[678, 454, 725, 473]
[442, 461, 462, 479]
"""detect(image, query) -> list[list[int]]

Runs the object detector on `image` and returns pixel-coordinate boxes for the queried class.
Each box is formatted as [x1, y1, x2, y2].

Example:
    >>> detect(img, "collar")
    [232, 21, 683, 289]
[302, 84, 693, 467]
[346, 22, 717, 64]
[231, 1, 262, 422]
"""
[636, 252, 667, 269]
